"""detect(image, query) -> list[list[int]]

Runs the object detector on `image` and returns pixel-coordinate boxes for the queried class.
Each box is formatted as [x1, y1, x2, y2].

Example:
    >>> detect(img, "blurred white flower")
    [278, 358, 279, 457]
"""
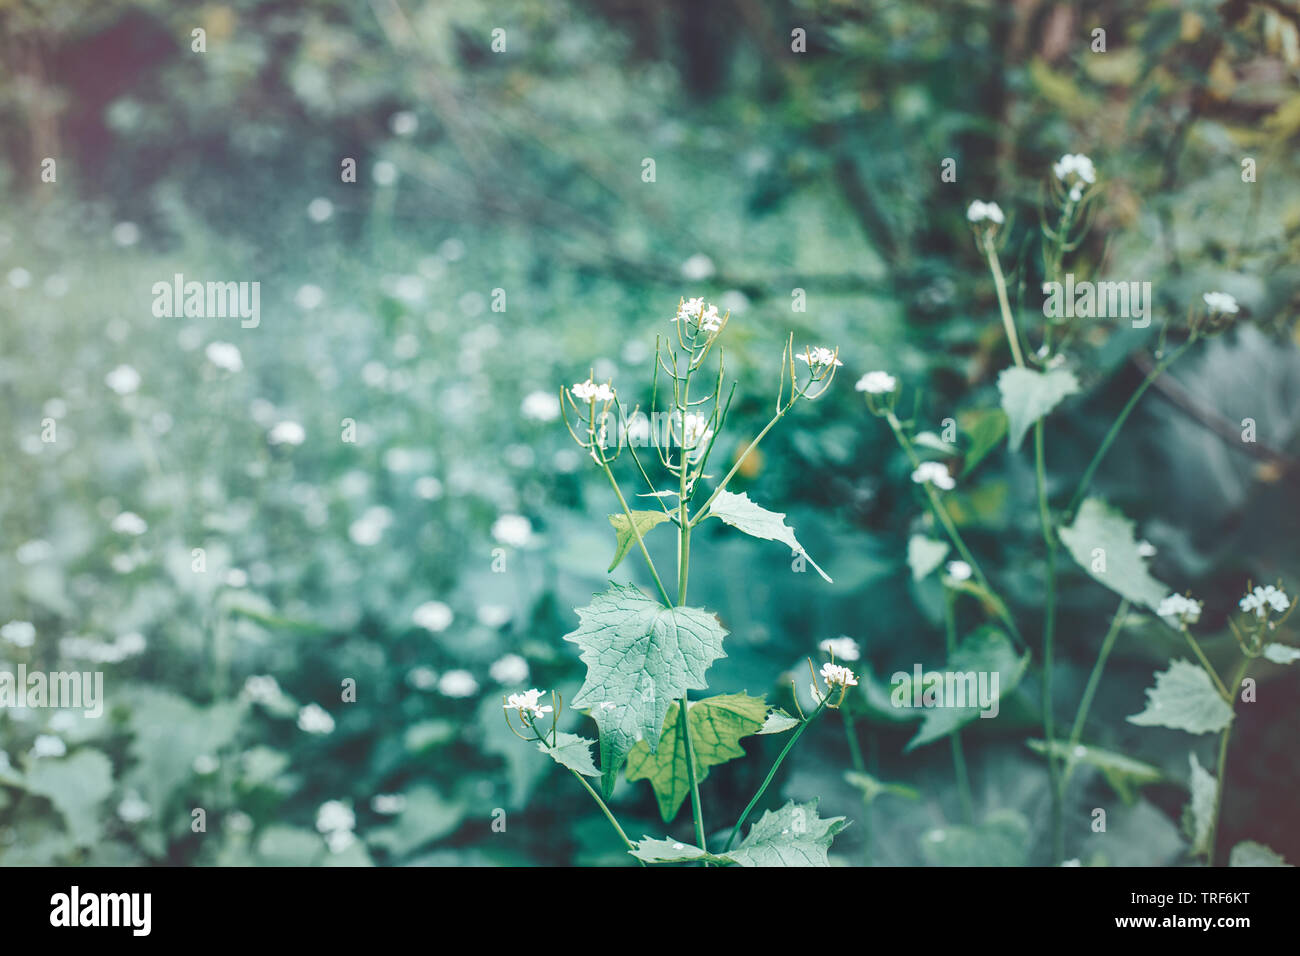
[492, 514, 533, 548]
[489, 653, 530, 684]
[1136, 540, 1157, 558]
[521, 390, 561, 422]
[855, 371, 897, 394]
[111, 222, 141, 247]
[414, 476, 444, 500]
[298, 704, 336, 735]
[373, 161, 398, 186]
[204, 341, 244, 373]
[0, 621, 36, 648]
[681, 254, 716, 281]
[325, 830, 356, 854]
[819, 637, 860, 661]
[31, 734, 66, 758]
[1053, 153, 1097, 186]
[111, 511, 148, 535]
[1240, 585, 1289, 619]
[966, 200, 1004, 225]
[503, 688, 554, 720]
[193, 754, 219, 775]
[268, 420, 306, 446]
[1202, 291, 1239, 315]
[295, 284, 325, 310]
[438, 669, 479, 698]
[316, 800, 356, 834]
[570, 379, 614, 403]
[413, 601, 453, 632]
[105, 364, 141, 395]
[7, 267, 32, 289]
[307, 198, 334, 223]
[243, 675, 283, 704]
[372, 793, 407, 815]
[117, 793, 152, 823]
[946, 560, 973, 582]
[389, 111, 418, 136]
[349, 506, 393, 546]
[911, 461, 956, 491]
[1157, 594, 1202, 626]
[796, 346, 843, 369]
[820, 663, 858, 690]
[477, 604, 512, 628]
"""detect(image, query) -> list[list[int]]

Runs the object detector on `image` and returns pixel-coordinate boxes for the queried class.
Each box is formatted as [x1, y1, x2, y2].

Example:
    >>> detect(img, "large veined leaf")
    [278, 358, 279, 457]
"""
[903, 629, 1029, 751]
[705, 490, 831, 583]
[1229, 841, 1292, 867]
[1182, 753, 1216, 858]
[626, 692, 767, 820]
[1128, 660, 1234, 735]
[24, 749, 114, 847]
[998, 366, 1079, 451]
[607, 510, 673, 572]
[1027, 739, 1162, 803]
[565, 583, 728, 791]
[630, 800, 848, 866]
[921, 809, 1030, 866]
[1059, 498, 1169, 610]
[907, 535, 949, 581]
[539, 732, 600, 778]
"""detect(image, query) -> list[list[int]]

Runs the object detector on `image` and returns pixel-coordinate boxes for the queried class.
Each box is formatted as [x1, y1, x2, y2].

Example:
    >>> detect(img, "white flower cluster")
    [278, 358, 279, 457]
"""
[819, 636, 861, 661]
[298, 703, 336, 735]
[571, 379, 614, 403]
[1202, 291, 1239, 315]
[1157, 593, 1202, 626]
[966, 200, 1004, 225]
[855, 370, 897, 395]
[946, 560, 972, 582]
[674, 297, 723, 332]
[1240, 585, 1289, 619]
[797, 346, 843, 369]
[316, 800, 356, 854]
[1053, 152, 1097, 201]
[820, 662, 859, 689]
[504, 688, 554, 721]
[911, 461, 956, 491]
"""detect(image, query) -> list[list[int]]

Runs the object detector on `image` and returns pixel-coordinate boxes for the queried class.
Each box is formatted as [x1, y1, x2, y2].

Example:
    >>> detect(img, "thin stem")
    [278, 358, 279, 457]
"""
[1064, 600, 1130, 784]
[1034, 418, 1063, 865]
[601, 463, 673, 607]
[571, 769, 642, 862]
[691, 409, 785, 527]
[944, 588, 974, 824]
[1207, 657, 1249, 867]
[1183, 627, 1230, 700]
[676, 371, 708, 857]
[725, 699, 829, 851]
[1067, 340, 1194, 517]
[985, 238, 1025, 368]
[842, 712, 874, 865]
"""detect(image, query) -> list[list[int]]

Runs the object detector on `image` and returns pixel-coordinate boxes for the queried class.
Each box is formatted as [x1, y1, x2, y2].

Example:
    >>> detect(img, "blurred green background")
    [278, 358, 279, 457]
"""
[1, 0, 1299, 865]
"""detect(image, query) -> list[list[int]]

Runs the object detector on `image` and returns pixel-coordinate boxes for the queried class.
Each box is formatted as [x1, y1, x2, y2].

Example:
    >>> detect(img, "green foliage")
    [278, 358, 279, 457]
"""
[1059, 499, 1169, 610]
[706, 491, 831, 583]
[607, 511, 674, 573]
[998, 367, 1079, 451]
[631, 800, 848, 867]
[904, 630, 1029, 751]
[1026, 740, 1162, 804]
[1129, 661, 1235, 735]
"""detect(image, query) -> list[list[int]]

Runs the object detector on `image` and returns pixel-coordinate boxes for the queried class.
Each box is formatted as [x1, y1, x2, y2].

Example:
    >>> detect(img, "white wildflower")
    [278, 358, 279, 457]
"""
[820, 662, 859, 689]
[855, 371, 897, 394]
[297, 703, 336, 735]
[316, 800, 356, 834]
[503, 688, 554, 720]
[1157, 594, 1202, 626]
[111, 511, 148, 535]
[1240, 585, 1289, 619]
[796, 346, 843, 369]
[1, 621, 36, 648]
[438, 669, 479, 698]
[204, 341, 244, 373]
[819, 637, 861, 662]
[491, 513, 533, 548]
[490, 653, 530, 684]
[1202, 291, 1239, 315]
[412, 601, 454, 633]
[117, 793, 152, 823]
[31, 734, 66, 758]
[570, 379, 615, 403]
[911, 461, 956, 491]
[521, 390, 561, 422]
[268, 420, 306, 446]
[946, 560, 973, 582]
[966, 200, 1005, 225]
[243, 674, 283, 704]
[1053, 153, 1097, 186]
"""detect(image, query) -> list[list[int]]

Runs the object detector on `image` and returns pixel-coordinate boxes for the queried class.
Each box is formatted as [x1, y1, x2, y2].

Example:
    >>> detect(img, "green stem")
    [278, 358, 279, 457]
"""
[725, 699, 828, 851]
[1034, 419, 1064, 865]
[570, 768, 644, 864]
[602, 463, 673, 607]
[691, 408, 784, 526]
[842, 713, 874, 865]
[1067, 340, 1194, 517]
[943, 588, 974, 823]
[1183, 627, 1230, 700]
[676, 374, 708, 858]
[985, 238, 1025, 368]
[1064, 600, 1130, 785]
[1207, 658, 1249, 867]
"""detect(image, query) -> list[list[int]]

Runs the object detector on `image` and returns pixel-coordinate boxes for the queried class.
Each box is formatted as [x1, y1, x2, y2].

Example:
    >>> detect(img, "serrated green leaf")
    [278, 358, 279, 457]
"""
[904, 629, 1029, 751]
[1128, 660, 1234, 735]
[24, 750, 114, 847]
[921, 809, 1029, 866]
[1229, 840, 1293, 867]
[626, 692, 767, 820]
[998, 366, 1078, 451]
[844, 771, 921, 804]
[1263, 643, 1300, 664]
[1027, 739, 1162, 803]
[1059, 498, 1169, 610]
[727, 800, 849, 867]
[565, 583, 728, 791]
[606, 510, 673, 572]
[907, 535, 950, 581]
[539, 732, 600, 777]
[628, 838, 727, 865]
[1182, 752, 1217, 858]
[758, 710, 800, 734]
[706, 490, 831, 583]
